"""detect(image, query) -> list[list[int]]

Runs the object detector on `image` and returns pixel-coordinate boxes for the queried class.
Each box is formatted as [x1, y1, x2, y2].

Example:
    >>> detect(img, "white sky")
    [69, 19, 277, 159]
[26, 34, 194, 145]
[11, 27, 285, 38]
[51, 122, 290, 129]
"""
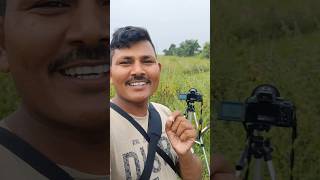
[110, 0, 210, 54]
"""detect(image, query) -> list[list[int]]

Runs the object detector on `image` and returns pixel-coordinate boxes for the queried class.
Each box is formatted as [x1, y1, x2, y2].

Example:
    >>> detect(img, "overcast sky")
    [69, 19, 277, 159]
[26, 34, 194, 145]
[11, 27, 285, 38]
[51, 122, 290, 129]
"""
[110, 0, 210, 54]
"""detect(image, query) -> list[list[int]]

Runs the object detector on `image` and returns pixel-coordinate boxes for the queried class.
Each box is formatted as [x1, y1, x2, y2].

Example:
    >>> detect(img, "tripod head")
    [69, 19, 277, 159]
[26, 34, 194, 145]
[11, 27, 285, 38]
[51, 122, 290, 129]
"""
[245, 123, 270, 136]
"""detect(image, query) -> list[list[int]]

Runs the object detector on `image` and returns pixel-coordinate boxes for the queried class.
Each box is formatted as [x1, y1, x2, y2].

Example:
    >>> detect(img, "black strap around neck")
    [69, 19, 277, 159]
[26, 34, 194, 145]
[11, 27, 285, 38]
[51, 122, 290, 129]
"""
[140, 104, 162, 179]
[0, 127, 73, 180]
[110, 102, 181, 179]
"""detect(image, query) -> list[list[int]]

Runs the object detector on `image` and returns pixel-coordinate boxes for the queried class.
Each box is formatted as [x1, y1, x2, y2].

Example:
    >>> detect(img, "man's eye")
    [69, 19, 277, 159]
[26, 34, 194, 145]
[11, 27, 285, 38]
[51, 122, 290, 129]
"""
[32, 0, 70, 9]
[143, 60, 155, 64]
[119, 60, 131, 65]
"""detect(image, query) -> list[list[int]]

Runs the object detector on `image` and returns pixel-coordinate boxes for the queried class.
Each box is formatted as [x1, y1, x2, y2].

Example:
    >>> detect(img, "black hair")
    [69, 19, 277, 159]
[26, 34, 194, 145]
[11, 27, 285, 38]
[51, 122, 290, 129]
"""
[110, 26, 156, 59]
[0, 0, 5, 16]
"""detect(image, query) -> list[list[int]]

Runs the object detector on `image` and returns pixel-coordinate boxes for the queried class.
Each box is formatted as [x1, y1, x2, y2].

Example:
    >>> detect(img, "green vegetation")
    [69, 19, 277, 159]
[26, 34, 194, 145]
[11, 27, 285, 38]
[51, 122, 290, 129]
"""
[212, 0, 320, 179]
[163, 40, 210, 59]
[201, 42, 210, 59]
[111, 55, 210, 179]
[0, 73, 19, 119]
[154, 56, 210, 179]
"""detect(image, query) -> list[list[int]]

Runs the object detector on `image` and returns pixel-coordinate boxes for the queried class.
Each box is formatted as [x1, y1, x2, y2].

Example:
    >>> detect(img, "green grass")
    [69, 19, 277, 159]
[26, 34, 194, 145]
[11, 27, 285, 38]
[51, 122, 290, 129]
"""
[111, 55, 211, 179]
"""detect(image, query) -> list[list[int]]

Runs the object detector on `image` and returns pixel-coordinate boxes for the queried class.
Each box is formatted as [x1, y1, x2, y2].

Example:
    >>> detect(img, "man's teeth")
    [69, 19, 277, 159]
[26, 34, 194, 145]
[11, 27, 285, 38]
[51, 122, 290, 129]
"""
[63, 65, 109, 79]
[129, 82, 148, 86]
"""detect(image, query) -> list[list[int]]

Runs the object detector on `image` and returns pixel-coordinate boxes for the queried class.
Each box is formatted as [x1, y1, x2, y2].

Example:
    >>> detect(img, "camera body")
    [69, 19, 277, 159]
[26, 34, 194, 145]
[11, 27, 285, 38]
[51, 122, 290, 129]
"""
[179, 88, 203, 102]
[218, 84, 295, 127]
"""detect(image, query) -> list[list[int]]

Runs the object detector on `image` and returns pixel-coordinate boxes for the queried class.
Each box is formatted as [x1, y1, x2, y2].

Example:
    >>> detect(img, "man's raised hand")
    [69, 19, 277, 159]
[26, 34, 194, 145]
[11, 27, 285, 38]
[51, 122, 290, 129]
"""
[165, 111, 197, 156]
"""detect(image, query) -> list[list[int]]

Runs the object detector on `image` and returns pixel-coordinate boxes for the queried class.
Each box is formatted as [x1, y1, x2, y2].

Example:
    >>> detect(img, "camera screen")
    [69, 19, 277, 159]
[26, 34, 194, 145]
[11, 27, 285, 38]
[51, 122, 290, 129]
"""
[179, 94, 187, 100]
[218, 102, 244, 122]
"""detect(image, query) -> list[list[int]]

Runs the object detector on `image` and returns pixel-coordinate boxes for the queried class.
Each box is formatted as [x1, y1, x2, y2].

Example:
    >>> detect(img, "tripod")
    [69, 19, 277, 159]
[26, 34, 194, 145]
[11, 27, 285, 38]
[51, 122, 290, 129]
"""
[184, 100, 210, 175]
[236, 124, 276, 180]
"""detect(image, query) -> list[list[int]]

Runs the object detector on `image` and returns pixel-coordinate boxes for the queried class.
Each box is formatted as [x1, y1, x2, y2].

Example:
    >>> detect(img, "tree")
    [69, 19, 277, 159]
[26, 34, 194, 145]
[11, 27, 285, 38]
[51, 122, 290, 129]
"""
[201, 42, 210, 59]
[163, 44, 177, 56]
[163, 40, 201, 57]
[178, 39, 200, 56]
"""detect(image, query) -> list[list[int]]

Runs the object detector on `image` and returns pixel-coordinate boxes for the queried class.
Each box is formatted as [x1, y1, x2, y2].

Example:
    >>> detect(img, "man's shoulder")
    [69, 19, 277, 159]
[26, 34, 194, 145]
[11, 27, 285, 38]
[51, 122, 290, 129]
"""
[150, 102, 171, 114]
[149, 102, 173, 124]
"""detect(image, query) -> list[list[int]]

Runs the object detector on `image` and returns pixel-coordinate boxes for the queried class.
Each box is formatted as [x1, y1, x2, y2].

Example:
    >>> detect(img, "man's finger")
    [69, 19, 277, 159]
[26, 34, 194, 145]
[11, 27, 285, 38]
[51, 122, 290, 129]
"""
[166, 111, 180, 132]
[168, 111, 181, 122]
[170, 116, 183, 133]
[176, 120, 193, 137]
[179, 129, 197, 142]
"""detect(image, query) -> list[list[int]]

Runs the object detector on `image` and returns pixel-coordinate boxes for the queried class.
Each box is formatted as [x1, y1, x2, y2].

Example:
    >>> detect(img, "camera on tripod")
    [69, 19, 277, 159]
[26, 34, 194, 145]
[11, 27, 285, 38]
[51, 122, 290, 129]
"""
[177, 88, 210, 174]
[178, 88, 203, 103]
[218, 84, 295, 128]
[217, 84, 297, 180]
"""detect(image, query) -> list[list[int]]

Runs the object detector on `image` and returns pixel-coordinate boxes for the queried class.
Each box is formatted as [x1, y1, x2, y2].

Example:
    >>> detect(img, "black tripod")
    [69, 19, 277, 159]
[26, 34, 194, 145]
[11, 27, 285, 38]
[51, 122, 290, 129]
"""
[184, 100, 210, 175]
[236, 124, 276, 180]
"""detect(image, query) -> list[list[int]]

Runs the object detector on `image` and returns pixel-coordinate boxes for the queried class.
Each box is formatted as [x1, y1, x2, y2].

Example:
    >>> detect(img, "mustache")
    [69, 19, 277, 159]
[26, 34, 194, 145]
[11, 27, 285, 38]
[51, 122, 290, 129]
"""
[49, 42, 109, 72]
[126, 75, 151, 84]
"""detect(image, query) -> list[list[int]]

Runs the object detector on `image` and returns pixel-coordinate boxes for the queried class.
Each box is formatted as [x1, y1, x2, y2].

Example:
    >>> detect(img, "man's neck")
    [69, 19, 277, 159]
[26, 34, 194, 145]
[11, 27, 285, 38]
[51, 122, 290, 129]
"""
[3, 105, 109, 175]
[112, 96, 149, 117]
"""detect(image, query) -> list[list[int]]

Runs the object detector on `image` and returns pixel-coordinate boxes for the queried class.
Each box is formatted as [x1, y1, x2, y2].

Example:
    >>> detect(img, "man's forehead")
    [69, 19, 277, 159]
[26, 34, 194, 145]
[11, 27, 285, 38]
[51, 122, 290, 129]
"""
[112, 42, 156, 59]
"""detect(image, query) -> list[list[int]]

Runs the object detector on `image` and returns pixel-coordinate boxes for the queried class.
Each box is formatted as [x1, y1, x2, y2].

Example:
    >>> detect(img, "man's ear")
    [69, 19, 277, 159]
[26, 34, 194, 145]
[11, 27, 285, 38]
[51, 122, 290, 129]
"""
[0, 16, 9, 73]
[158, 62, 162, 72]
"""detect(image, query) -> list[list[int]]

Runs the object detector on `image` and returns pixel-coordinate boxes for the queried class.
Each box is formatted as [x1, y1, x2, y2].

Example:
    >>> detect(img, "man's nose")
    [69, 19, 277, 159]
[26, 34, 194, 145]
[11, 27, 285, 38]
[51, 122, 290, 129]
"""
[131, 62, 146, 76]
[66, 2, 109, 47]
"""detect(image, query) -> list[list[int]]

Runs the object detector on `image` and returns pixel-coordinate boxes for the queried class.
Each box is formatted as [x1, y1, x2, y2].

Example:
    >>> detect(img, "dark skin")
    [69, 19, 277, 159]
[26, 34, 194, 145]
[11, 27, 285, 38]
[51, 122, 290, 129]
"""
[0, 0, 109, 175]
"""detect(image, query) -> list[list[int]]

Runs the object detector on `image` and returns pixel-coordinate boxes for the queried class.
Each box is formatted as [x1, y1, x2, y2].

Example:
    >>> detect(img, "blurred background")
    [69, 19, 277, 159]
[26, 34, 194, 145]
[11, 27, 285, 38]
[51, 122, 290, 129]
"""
[212, 0, 320, 179]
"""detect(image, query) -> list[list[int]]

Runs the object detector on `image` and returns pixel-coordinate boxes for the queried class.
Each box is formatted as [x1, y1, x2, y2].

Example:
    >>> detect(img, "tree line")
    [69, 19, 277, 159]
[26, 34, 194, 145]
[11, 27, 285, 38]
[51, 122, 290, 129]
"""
[163, 40, 210, 58]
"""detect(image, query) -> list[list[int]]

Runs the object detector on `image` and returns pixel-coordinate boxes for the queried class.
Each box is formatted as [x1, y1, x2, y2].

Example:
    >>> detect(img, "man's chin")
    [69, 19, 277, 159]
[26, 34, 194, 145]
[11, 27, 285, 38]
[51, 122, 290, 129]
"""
[42, 106, 107, 132]
[126, 96, 151, 104]
[58, 114, 107, 132]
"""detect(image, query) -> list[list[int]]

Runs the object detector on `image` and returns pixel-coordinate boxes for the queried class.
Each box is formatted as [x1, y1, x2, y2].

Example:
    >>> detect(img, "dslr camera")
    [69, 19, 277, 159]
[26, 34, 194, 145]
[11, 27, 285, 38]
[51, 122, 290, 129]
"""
[218, 84, 295, 127]
[179, 88, 203, 103]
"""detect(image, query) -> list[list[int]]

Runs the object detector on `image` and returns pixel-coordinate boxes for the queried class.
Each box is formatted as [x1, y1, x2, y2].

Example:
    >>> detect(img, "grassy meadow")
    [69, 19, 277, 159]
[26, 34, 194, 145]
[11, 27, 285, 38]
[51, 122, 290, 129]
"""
[110, 55, 211, 179]
[212, 0, 320, 179]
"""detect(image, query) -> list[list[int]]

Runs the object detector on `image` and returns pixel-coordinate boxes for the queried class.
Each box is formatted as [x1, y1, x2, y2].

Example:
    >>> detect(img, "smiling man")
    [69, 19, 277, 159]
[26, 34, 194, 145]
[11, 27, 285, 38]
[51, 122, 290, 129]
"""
[0, 0, 109, 179]
[110, 26, 202, 180]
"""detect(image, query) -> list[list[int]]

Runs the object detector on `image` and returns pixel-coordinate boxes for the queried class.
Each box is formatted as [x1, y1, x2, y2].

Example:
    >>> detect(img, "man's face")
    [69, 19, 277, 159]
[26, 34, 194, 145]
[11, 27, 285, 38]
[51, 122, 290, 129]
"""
[0, 0, 109, 129]
[111, 41, 161, 104]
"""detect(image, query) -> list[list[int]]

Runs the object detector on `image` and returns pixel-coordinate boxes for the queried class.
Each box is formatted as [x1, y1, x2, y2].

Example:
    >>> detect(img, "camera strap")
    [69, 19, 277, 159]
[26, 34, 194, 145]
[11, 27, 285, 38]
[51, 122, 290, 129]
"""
[0, 127, 73, 180]
[110, 102, 181, 179]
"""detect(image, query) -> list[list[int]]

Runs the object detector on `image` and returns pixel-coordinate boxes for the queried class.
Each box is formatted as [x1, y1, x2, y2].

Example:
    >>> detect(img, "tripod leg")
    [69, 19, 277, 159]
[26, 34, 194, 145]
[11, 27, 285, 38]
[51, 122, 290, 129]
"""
[253, 158, 263, 180]
[188, 111, 210, 175]
[235, 143, 249, 178]
[264, 139, 276, 180]
[244, 155, 251, 180]
[201, 125, 210, 135]
[200, 137, 210, 175]
[266, 160, 276, 180]
[192, 112, 199, 129]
